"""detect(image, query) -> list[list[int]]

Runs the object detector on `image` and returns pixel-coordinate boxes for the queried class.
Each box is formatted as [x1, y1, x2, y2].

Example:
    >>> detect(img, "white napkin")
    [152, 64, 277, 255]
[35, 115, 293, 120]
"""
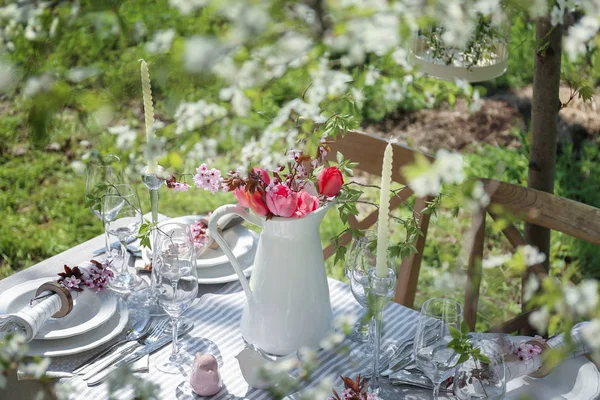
[0, 287, 82, 342]
[504, 322, 592, 382]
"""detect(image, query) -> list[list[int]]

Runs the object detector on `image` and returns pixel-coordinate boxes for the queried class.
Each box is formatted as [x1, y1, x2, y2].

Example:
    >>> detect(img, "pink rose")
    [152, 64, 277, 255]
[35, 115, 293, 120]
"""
[234, 186, 269, 216]
[253, 168, 271, 185]
[266, 184, 298, 217]
[317, 166, 344, 197]
[294, 191, 319, 218]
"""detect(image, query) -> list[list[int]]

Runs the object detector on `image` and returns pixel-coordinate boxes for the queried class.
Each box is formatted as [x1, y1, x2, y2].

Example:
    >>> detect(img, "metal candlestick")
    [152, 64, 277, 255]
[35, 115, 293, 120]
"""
[367, 267, 398, 399]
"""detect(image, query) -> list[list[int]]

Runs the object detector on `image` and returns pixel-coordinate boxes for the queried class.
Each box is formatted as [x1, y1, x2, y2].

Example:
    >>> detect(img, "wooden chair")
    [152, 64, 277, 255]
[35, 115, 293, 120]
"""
[465, 178, 600, 332]
[322, 130, 434, 308]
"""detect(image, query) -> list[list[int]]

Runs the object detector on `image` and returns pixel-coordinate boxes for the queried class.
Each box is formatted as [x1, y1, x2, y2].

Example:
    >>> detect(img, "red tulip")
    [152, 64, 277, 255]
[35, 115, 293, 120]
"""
[317, 166, 344, 197]
[294, 191, 319, 218]
[253, 168, 271, 185]
[266, 183, 298, 218]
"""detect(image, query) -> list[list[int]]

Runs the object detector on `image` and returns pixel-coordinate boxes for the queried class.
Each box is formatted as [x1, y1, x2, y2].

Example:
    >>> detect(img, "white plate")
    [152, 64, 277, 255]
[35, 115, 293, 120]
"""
[196, 230, 258, 284]
[25, 301, 129, 357]
[0, 277, 118, 340]
[141, 215, 255, 269]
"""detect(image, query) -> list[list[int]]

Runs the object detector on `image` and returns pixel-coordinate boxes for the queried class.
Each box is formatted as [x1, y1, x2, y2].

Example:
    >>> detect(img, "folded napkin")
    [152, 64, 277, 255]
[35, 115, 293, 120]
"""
[504, 322, 592, 382]
[0, 285, 82, 342]
[0, 261, 110, 342]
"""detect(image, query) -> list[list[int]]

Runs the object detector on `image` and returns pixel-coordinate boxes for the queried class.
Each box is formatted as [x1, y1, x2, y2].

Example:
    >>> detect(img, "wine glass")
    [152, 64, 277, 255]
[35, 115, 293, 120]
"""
[414, 298, 463, 400]
[154, 222, 199, 374]
[85, 154, 123, 262]
[346, 233, 370, 343]
[103, 184, 144, 293]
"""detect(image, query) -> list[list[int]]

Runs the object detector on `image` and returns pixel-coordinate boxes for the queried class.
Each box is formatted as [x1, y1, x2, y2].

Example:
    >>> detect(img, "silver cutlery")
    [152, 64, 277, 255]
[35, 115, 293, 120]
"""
[81, 318, 170, 381]
[86, 319, 193, 386]
[382, 322, 442, 377]
[72, 315, 153, 375]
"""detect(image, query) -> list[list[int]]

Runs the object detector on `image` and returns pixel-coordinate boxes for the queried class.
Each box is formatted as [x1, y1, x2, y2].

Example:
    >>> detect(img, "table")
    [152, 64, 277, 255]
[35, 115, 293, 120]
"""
[1, 231, 599, 400]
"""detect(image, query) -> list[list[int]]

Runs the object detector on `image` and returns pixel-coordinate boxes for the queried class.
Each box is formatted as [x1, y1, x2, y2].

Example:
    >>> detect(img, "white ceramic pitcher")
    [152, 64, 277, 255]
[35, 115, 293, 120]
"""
[209, 203, 334, 355]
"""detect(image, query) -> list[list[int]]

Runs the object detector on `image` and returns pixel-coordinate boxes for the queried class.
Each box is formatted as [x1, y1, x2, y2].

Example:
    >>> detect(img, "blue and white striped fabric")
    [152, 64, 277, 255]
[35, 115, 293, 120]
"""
[56, 278, 420, 399]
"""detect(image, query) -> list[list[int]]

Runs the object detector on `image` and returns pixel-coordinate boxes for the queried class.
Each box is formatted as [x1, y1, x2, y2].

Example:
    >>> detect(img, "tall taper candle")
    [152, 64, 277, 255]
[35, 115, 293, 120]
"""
[140, 59, 157, 174]
[376, 141, 393, 277]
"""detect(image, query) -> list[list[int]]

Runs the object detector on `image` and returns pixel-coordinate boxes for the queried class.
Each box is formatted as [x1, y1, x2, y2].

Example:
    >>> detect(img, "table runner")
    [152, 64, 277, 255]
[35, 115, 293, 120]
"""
[54, 278, 421, 400]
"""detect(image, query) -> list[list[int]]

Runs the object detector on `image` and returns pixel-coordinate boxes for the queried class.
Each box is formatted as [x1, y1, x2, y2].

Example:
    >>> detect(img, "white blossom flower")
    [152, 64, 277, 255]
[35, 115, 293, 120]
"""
[383, 80, 404, 102]
[392, 47, 409, 68]
[523, 274, 540, 302]
[434, 149, 465, 185]
[67, 67, 100, 83]
[365, 66, 380, 86]
[564, 16, 599, 60]
[184, 36, 226, 74]
[174, 100, 227, 134]
[528, 306, 549, 333]
[22, 74, 53, 97]
[482, 253, 512, 269]
[351, 87, 364, 107]
[521, 245, 546, 267]
[70, 161, 86, 175]
[168, 0, 209, 15]
[145, 29, 175, 54]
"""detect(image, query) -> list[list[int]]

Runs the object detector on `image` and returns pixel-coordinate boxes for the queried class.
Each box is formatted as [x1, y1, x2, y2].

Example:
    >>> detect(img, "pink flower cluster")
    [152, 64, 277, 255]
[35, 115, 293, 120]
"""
[171, 182, 190, 192]
[193, 164, 223, 193]
[515, 342, 543, 361]
[191, 219, 210, 250]
[82, 260, 114, 291]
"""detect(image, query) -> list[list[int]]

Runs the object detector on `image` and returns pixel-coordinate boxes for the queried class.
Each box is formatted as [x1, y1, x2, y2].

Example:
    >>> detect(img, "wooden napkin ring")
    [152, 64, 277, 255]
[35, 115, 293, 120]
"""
[35, 282, 74, 318]
[527, 339, 552, 378]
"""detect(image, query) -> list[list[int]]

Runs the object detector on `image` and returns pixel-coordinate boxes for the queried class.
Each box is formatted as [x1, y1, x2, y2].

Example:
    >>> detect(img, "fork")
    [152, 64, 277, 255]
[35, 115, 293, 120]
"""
[80, 318, 169, 381]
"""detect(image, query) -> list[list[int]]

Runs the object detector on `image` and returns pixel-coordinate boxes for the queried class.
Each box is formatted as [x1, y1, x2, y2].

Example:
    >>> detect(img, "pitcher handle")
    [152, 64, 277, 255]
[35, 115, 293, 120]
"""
[208, 204, 262, 301]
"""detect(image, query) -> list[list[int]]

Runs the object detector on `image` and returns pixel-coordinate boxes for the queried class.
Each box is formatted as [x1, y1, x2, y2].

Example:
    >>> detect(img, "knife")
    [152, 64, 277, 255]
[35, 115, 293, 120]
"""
[86, 321, 193, 386]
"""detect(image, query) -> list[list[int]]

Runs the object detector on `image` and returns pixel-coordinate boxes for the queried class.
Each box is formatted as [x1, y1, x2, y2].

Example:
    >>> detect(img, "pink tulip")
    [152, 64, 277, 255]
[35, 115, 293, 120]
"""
[294, 191, 319, 218]
[266, 184, 298, 218]
[317, 166, 344, 197]
[253, 168, 270, 185]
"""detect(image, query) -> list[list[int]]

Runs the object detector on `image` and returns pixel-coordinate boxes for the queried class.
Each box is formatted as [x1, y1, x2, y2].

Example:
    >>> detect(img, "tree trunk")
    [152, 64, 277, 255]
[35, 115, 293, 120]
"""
[525, 18, 562, 310]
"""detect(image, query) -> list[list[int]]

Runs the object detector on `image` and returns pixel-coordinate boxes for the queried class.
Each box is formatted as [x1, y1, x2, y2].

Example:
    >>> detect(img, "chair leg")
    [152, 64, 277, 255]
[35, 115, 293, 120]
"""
[465, 209, 486, 331]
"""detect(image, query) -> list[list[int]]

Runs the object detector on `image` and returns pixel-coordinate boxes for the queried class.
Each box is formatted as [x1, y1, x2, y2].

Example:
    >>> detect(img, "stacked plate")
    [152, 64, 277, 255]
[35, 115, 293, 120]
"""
[140, 215, 258, 285]
[0, 267, 129, 357]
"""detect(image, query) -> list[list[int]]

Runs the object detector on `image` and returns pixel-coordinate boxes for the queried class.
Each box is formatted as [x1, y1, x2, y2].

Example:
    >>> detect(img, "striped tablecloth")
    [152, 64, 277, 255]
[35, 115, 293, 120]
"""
[55, 278, 422, 399]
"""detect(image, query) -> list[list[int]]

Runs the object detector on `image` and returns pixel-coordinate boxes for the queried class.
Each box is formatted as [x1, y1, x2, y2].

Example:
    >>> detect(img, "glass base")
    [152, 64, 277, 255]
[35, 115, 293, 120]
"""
[127, 287, 167, 316]
[349, 319, 370, 343]
[108, 273, 146, 294]
[155, 348, 194, 374]
[367, 379, 405, 400]
[349, 339, 402, 373]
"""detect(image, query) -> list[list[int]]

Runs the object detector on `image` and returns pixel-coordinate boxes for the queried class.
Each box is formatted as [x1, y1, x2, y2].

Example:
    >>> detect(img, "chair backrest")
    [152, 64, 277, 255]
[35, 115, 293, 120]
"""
[465, 178, 600, 331]
[324, 130, 434, 308]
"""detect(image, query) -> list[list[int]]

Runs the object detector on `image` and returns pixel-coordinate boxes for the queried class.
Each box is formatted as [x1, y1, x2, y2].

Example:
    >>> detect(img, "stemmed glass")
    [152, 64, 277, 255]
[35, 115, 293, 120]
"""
[85, 155, 123, 263]
[154, 222, 198, 374]
[346, 234, 370, 343]
[414, 298, 463, 400]
[103, 184, 144, 293]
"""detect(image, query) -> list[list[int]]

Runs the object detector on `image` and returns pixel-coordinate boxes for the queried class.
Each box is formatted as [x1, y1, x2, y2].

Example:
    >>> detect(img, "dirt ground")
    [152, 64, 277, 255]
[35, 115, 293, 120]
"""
[365, 85, 600, 154]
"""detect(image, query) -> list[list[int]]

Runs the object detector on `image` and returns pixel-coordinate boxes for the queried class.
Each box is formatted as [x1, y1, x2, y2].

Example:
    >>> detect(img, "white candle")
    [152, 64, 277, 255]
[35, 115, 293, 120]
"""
[140, 59, 157, 174]
[376, 141, 393, 278]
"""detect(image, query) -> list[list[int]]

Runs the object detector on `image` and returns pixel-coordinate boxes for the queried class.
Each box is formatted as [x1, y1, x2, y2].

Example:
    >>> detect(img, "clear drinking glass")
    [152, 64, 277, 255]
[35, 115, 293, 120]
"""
[454, 339, 506, 400]
[103, 184, 144, 293]
[346, 233, 371, 343]
[154, 222, 198, 374]
[85, 155, 123, 262]
[414, 298, 463, 400]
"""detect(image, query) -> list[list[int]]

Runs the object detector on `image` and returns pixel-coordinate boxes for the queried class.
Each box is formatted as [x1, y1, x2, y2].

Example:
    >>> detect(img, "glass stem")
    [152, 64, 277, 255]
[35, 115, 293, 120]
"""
[149, 188, 159, 300]
[103, 222, 112, 262]
[370, 306, 383, 395]
[432, 382, 441, 400]
[119, 239, 129, 275]
[170, 314, 179, 359]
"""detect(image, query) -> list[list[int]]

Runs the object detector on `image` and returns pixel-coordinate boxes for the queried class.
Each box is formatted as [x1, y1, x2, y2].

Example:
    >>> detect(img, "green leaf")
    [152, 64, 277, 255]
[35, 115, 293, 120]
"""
[336, 151, 344, 164]
[578, 86, 594, 102]
[457, 353, 469, 364]
[461, 320, 470, 335]
[477, 354, 491, 364]
[448, 325, 460, 339]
